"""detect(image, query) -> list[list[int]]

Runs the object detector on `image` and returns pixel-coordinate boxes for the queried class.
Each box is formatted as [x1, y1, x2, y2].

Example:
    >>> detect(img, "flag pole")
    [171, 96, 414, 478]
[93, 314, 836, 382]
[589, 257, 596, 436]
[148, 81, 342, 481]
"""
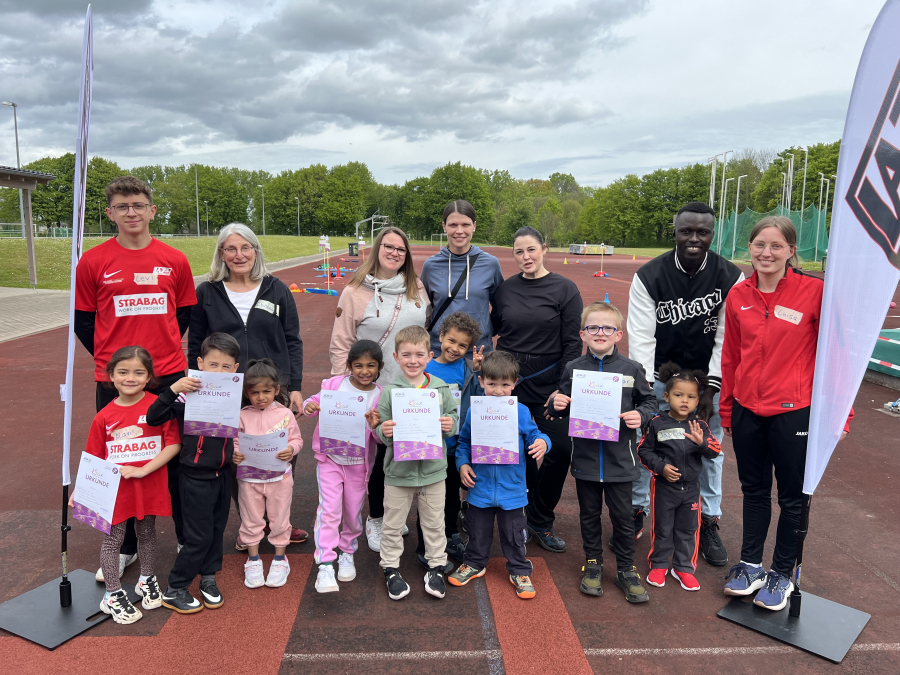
[789, 494, 811, 617]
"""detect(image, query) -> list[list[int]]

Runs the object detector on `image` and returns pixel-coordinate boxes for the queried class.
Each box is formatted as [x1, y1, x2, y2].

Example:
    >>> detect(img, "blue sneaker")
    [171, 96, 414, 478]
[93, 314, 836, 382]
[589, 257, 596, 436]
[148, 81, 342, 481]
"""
[723, 562, 767, 596]
[527, 526, 566, 553]
[753, 570, 794, 611]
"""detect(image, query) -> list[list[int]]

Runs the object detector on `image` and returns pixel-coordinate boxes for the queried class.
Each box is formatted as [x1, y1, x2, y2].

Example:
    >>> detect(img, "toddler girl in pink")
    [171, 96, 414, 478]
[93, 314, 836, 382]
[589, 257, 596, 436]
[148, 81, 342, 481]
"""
[232, 359, 303, 589]
[303, 339, 384, 593]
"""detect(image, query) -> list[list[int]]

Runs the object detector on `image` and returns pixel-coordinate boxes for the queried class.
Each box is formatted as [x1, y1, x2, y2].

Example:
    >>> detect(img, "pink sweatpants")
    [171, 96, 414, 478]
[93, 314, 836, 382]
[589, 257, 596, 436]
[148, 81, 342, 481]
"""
[314, 457, 368, 564]
[237, 475, 294, 548]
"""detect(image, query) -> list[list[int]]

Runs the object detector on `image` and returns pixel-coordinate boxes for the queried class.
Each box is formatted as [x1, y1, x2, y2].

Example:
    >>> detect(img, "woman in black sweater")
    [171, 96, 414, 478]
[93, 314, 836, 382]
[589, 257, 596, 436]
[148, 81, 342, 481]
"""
[491, 226, 583, 552]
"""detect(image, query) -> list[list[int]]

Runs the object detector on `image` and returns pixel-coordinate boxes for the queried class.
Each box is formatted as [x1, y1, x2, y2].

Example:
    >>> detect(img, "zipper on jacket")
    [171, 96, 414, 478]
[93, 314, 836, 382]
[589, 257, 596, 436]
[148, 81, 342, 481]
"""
[598, 356, 604, 481]
[194, 435, 204, 463]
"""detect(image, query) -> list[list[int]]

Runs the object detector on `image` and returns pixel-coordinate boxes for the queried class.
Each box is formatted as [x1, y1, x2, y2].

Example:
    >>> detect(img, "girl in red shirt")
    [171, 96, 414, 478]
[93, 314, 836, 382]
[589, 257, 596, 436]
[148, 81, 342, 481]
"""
[71, 346, 181, 624]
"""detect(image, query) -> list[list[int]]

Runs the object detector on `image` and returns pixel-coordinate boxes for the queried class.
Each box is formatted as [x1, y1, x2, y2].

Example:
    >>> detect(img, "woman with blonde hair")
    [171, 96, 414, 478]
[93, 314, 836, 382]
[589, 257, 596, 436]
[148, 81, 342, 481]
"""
[328, 225, 430, 551]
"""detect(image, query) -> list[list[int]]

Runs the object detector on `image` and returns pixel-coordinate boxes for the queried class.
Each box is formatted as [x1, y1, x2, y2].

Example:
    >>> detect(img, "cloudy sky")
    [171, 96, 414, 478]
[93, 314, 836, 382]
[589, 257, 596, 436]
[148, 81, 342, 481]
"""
[0, 0, 886, 186]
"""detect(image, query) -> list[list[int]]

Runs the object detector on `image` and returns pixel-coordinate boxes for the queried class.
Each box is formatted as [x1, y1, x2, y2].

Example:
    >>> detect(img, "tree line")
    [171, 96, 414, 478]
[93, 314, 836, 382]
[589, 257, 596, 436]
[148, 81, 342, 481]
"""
[0, 141, 840, 246]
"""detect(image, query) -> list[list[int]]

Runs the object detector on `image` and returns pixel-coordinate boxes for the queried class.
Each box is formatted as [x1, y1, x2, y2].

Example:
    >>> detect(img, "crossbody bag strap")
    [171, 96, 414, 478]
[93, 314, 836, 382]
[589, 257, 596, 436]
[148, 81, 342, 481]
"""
[377, 294, 404, 347]
[429, 252, 480, 330]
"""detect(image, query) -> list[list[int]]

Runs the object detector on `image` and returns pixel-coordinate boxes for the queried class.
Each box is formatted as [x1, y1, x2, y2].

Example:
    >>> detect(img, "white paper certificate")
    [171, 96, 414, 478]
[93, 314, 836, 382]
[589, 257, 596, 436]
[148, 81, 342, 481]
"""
[183, 370, 244, 437]
[392, 388, 443, 461]
[319, 389, 368, 457]
[568, 370, 623, 441]
[72, 452, 121, 534]
[470, 396, 520, 464]
[236, 430, 290, 481]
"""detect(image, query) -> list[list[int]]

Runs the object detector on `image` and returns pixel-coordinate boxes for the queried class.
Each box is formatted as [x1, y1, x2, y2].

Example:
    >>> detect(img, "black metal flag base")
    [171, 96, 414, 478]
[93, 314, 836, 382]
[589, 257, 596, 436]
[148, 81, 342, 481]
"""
[0, 569, 137, 650]
[718, 593, 870, 663]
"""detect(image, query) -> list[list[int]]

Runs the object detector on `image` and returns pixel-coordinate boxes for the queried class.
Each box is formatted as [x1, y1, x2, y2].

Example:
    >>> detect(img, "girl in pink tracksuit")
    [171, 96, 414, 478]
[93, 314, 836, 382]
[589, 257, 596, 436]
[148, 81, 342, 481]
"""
[233, 359, 303, 590]
[303, 339, 384, 594]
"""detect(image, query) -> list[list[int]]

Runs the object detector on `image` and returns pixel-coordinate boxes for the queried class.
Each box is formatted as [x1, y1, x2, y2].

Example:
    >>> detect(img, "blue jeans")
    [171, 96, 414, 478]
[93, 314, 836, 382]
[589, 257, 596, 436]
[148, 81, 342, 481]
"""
[632, 380, 725, 518]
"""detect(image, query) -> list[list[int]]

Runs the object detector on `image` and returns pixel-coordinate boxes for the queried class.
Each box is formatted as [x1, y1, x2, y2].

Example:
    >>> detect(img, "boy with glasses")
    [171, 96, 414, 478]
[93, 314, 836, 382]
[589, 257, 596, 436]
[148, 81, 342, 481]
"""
[75, 176, 197, 579]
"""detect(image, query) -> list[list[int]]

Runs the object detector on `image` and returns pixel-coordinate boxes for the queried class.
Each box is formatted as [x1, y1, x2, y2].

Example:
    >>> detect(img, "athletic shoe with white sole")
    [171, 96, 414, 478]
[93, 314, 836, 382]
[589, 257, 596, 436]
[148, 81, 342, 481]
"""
[101, 589, 142, 624]
[671, 568, 700, 591]
[135, 574, 162, 609]
[383, 567, 410, 600]
[337, 553, 356, 582]
[315, 564, 339, 593]
[448, 563, 486, 587]
[366, 517, 383, 552]
[95, 552, 138, 583]
[402, 523, 409, 536]
[424, 568, 446, 599]
[199, 578, 224, 608]
[161, 587, 203, 614]
[244, 558, 265, 589]
[753, 570, 794, 611]
[266, 559, 291, 588]
[723, 562, 767, 596]
[646, 568, 667, 588]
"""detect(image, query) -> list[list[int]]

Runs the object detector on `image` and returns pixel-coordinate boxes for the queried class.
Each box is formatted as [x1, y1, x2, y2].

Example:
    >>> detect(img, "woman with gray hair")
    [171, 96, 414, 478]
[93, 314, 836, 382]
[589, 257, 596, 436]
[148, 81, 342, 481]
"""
[189, 223, 307, 546]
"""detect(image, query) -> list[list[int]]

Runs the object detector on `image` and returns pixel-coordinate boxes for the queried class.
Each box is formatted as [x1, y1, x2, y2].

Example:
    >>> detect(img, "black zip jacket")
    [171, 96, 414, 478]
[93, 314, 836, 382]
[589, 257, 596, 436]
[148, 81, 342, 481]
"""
[637, 411, 721, 488]
[551, 347, 658, 483]
[146, 386, 234, 480]
[188, 276, 304, 391]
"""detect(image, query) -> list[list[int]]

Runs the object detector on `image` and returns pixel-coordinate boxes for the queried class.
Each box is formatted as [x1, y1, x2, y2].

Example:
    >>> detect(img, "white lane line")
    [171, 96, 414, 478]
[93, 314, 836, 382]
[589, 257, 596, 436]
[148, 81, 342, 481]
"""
[283, 650, 502, 662]
[584, 643, 900, 657]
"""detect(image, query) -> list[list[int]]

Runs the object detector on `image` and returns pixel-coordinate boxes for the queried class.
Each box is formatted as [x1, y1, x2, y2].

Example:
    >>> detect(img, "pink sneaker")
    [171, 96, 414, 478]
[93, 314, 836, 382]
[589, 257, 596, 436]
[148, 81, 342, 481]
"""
[671, 569, 700, 591]
[647, 568, 667, 587]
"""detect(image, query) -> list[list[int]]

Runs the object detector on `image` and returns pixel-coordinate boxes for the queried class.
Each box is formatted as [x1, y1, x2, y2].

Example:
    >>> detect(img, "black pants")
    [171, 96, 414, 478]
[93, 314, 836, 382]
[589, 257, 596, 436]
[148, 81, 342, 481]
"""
[367, 443, 387, 519]
[465, 504, 532, 576]
[732, 402, 809, 577]
[575, 478, 634, 571]
[415, 456, 462, 554]
[523, 402, 571, 532]
[648, 478, 700, 573]
[167, 468, 231, 589]
[96, 371, 185, 554]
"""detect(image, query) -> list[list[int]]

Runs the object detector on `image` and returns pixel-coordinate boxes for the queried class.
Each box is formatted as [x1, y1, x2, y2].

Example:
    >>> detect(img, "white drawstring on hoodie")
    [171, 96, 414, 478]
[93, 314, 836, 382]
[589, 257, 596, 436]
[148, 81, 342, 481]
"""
[447, 249, 471, 300]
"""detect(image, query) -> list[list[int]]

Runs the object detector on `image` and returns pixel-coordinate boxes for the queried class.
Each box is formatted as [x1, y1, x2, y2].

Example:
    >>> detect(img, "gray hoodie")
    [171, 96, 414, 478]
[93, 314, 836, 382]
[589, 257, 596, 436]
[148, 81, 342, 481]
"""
[420, 245, 505, 353]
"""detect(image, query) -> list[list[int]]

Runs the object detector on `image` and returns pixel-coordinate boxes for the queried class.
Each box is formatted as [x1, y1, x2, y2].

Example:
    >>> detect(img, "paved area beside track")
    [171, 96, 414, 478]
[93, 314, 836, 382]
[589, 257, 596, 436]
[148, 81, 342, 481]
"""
[0, 247, 898, 674]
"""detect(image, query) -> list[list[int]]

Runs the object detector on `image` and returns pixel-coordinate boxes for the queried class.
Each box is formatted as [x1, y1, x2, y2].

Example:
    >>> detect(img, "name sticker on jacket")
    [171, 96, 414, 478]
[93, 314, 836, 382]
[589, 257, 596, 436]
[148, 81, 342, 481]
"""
[106, 435, 162, 463]
[133, 272, 158, 285]
[657, 428, 685, 442]
[255, 299, 278, 315]
[774, 305, 803, 325]
[114, 293, 167, 317]
[621, 375, 635, 388]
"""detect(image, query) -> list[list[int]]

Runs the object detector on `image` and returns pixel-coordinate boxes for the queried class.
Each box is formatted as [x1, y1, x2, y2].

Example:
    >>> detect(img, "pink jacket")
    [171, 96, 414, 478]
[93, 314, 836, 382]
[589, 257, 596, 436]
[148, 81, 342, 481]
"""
[234, 402, 303, 478]
[303, 375, 382, 486]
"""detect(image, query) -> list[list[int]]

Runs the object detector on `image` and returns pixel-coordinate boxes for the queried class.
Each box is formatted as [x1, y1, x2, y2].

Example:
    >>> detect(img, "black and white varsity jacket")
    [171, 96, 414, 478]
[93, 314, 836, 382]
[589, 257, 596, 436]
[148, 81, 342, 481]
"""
[627, 250, 743, 390]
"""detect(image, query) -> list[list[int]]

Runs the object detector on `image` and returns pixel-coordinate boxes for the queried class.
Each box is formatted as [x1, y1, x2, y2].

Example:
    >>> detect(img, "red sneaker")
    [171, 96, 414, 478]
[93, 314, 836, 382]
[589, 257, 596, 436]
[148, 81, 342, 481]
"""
[647, 568, 667, 587]
[290, 528, 308, 544]
[671, 569, 700, 591]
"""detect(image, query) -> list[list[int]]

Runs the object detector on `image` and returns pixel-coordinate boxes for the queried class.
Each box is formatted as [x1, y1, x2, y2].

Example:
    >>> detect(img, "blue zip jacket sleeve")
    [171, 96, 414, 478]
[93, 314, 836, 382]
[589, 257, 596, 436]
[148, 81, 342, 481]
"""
[455, 402, 551, 510]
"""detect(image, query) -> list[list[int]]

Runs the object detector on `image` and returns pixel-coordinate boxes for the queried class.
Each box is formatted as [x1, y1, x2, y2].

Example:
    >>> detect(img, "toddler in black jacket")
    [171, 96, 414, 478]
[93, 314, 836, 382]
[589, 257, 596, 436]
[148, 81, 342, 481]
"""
[638, 362, 721, 592]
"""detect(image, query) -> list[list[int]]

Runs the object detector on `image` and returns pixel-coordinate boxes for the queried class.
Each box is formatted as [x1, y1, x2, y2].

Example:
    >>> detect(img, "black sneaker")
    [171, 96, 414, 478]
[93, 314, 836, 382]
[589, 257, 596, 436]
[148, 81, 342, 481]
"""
[580, 559, 603, 597]
[614, 566, 650, 604]
[700, 516, 728, 566]
[199, 578, 224, 609]
[459, 501, 469, 534]
[101, 589, 143, 624]
[528, 525, 566, 553]
[633, 508, 646, 540]
[417, 553, 453, 575]
[424, 568, 446, 599]
[161, 587, 204, 614]
[446, 533, 467, 563]
[383, 567, 410, 601]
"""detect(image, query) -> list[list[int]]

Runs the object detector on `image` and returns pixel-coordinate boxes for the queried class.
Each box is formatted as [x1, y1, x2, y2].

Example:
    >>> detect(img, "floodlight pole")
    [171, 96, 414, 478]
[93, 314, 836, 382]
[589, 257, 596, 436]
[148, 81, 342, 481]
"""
[732, 174, 747, 260]
[817, 175, 835, 263]
[2, 101, 26, 238]
[195, 165, 200, 237]
[204, 200, 209, 236]
[720, 177, 734, 254]
[257, 184, 265, 235]
[717, 150, 732, 226]
[780, 173, 787, 215]
[708, 154, 723, 208]
[800, 147, 809, 221]
[815, 173, 825, 262]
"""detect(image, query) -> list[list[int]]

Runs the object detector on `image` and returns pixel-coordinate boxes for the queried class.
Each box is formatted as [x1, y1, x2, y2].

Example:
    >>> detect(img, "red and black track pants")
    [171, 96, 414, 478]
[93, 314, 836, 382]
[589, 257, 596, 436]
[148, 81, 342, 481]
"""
[647, 477, 701, 574]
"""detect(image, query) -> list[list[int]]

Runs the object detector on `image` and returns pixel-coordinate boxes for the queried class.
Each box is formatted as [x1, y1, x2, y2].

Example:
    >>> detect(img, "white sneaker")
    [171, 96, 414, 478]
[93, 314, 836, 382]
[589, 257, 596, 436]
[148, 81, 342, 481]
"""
[134, 574, 162, 610]
[402, 523, 409, 536]
[366, 517, 383, 552]
[337, 553, 356, 582]
[95, 552, 138, 583]
[244, 558, 265, 588]
[101, 589, 142, 624]
[265, 559, 291, 588]
[315, 564, 339, 593]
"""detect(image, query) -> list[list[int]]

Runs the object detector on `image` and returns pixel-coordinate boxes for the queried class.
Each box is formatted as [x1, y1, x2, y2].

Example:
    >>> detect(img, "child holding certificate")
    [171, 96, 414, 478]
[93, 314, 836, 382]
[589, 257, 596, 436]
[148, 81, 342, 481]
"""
[375, 325, 458, 601]
[449, 351, 550, 599]
[75, 346, 182, 625]
[303, 339, 384, 593]
[232, 359, 303, 590]
[637, 363, 721, 591]
[550, 301, 658, 604]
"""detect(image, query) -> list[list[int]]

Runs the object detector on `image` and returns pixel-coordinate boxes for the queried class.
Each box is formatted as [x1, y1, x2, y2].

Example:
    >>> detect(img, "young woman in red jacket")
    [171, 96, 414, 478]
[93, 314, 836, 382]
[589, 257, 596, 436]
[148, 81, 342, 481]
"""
[719, 216, 850, 612]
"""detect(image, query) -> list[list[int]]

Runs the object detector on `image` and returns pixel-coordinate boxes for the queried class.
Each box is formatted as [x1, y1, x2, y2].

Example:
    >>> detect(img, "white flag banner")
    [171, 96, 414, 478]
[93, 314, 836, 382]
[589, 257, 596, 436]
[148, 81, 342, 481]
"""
[805, 0, 900, 494]
[61, 5, 93, 485]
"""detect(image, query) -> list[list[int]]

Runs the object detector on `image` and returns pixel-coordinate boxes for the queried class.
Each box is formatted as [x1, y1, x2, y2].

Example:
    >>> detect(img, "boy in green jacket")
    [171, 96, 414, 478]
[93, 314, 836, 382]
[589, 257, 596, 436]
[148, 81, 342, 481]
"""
[376, 325, 458, 601]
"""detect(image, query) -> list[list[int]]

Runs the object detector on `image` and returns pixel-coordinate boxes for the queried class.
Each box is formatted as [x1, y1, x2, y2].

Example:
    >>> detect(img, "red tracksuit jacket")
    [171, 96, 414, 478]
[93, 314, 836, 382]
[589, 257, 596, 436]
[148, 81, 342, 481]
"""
[720, 267, 852, 431]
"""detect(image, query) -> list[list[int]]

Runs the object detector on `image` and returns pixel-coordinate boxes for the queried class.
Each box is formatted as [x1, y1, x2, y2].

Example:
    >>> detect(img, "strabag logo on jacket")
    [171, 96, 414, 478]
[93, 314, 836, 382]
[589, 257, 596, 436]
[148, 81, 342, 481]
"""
[655, 289, 722, 326]
[846, 58, 900, 270]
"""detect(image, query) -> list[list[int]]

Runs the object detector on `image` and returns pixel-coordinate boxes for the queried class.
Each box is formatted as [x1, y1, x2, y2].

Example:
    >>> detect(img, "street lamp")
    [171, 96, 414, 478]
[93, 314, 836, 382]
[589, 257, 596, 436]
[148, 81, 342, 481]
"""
[204, 200, 209, 236]
[295, 196, 300, 237]
[732, 174, 748, 260]
[720, 177, 734, 253]
[2, 101, 25, 238]
[257, 184, 266, 236]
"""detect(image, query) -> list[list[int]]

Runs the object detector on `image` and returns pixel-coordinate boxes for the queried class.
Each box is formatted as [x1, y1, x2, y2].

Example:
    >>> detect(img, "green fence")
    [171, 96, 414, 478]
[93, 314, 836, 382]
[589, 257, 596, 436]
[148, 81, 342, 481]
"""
[713, 205, 830, 262]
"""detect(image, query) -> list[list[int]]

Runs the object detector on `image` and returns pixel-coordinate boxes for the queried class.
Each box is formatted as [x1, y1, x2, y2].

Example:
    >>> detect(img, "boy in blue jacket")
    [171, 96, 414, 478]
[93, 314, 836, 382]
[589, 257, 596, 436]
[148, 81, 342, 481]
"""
[449, 351, 550, 599]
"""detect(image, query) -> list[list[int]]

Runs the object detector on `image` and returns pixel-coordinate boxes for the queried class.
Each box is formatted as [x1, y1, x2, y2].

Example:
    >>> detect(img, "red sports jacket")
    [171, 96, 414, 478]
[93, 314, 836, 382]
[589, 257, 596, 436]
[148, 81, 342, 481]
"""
[720, 267, 852, 432]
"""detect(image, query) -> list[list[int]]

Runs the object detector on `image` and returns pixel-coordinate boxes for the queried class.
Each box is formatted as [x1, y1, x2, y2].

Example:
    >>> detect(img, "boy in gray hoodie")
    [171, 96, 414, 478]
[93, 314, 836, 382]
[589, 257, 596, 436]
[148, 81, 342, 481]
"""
[376, 325, 459, 601]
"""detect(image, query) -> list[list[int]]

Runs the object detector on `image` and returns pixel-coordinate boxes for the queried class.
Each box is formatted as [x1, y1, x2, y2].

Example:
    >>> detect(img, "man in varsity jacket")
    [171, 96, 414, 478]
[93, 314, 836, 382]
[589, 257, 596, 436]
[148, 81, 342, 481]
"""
[627, 201, 744, 566]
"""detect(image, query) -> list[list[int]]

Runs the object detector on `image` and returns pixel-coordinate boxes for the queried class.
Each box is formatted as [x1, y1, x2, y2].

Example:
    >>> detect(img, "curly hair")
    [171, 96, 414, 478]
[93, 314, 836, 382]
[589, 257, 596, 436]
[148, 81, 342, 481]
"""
[439, 311, 482, 344]
[657, 361, 708, 395]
